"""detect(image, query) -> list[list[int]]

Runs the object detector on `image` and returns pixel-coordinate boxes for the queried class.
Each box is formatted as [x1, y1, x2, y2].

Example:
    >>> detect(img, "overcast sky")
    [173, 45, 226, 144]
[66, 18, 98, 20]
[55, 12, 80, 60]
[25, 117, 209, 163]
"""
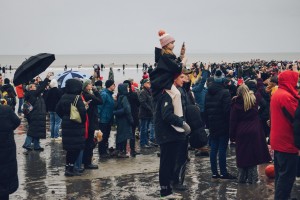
[1, 0, 300, 55]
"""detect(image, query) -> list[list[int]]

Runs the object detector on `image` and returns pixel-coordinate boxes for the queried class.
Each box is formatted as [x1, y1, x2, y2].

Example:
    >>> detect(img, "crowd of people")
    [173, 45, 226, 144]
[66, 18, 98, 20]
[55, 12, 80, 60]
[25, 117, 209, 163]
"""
[0, 36, 300, 200]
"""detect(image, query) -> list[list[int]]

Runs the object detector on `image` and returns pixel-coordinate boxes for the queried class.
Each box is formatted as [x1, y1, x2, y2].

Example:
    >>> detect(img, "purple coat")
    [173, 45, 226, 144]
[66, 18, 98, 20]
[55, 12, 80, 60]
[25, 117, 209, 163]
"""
[230, 95, 271, 168]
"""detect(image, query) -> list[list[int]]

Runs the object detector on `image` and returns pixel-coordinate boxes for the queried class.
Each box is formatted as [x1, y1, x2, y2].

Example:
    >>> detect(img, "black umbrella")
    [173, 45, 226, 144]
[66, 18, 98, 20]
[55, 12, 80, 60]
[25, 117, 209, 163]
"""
[13, 53, 55, 85]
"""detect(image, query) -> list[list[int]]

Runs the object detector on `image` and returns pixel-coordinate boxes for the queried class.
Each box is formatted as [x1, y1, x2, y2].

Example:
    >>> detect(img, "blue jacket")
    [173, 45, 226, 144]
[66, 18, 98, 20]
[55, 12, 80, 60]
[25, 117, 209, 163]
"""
[192, 70, 209, 112]
[98, 88, 114, 123]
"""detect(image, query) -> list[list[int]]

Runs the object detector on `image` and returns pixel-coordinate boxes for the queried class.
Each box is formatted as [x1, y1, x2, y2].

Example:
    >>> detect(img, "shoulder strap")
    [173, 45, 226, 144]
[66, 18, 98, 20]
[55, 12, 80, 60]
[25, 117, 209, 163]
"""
[73, 95, 80, 106]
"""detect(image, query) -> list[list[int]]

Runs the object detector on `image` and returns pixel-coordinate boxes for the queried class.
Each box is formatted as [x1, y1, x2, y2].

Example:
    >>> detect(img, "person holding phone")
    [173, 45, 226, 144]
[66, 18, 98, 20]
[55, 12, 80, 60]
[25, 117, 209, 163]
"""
[150, 30, 188, 133]
[81, 80, 103, 169]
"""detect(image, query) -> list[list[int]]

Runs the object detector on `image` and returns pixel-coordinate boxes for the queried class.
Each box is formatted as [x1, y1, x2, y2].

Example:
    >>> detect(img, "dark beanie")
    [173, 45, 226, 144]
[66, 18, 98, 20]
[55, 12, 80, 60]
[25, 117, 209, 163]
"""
[105, 80, 115, 88]
[95, 80, 103, 87]
[4, 78, 10, 85]
[214, 70, 224, 83]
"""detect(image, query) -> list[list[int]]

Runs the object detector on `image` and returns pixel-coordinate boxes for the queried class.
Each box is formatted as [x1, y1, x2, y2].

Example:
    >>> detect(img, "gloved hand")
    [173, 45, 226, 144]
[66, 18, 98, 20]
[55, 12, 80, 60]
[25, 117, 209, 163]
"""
[182, 121, 191, 135]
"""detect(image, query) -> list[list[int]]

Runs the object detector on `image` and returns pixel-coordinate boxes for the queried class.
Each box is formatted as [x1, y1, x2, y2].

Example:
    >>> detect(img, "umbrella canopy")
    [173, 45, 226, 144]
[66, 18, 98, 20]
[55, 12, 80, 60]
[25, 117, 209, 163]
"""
[13, 53, 55, 85]
[56, 70, 88, 88]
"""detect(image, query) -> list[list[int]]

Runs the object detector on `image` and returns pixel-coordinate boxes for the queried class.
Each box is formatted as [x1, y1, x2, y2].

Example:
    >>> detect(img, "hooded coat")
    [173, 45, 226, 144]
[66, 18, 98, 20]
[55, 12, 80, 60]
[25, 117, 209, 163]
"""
[270, 70, 299, 154]
[230, 95, 271, 168]
[150, 53, 182, 99]
[114, 84, 133, 144]
[205, 82, 231, 139]
[45, 81, 63, 112]
[56, 79, 87, 151]
[0, 105, 20, 195]
[25, 78, 49, 139]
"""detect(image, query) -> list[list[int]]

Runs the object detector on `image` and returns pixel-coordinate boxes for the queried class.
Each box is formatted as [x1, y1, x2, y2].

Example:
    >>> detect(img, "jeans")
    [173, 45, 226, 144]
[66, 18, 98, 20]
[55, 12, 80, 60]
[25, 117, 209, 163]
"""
[274, 151, 298, 200]
[49, 112, 62, 138]
[23, 135, 42, 149]
[18, 97, 24, 114]
[209, 135, 229, 176]
[74, 150, 84, 170]
[140, 119, 154, 146]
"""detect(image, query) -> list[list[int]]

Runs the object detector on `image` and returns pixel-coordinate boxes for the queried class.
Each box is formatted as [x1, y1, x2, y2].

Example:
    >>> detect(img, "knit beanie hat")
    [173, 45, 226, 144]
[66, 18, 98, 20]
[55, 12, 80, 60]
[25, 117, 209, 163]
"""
[82, 79, 92, 90]
[49, 79, 58, 88]
[95, 80, 103, 87]
[141, 79, 150, 86]
[214, 70, 224, 83]
[158, 30, 175, 48]
[105, 79, 115, 88]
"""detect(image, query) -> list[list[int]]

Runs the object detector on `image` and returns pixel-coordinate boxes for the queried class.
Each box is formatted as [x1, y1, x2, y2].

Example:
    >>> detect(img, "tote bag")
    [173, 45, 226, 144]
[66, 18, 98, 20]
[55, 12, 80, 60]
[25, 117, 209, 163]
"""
[70, 95, 82, 123]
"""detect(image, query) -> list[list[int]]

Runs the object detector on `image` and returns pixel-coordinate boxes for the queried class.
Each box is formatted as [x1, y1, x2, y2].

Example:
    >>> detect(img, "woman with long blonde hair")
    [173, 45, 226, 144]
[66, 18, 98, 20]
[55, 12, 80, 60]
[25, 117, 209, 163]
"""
[230, 83, 271, 184]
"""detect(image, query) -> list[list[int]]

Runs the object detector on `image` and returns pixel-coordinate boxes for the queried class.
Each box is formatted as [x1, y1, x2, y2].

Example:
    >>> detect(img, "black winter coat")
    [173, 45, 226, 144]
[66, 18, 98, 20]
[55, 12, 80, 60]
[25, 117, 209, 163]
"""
[150, 53, 182, 99]
[123, 80, 140, 126]
[154, 91, 186, 145]
[138, 87, 153, 119]
[0, 105, 21, 195]
[56, 79, 87, 151]
[205, 82, 231, 139]
[82, 89, 102, 134]
[45, 87, 63, 112]
[25, 78, 49, 139]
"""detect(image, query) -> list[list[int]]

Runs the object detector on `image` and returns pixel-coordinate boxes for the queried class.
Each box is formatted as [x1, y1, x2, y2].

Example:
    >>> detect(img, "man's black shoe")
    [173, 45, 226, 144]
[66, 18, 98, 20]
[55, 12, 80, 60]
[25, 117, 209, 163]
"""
[84, 164, 99, 170]
[34, 148, 44, 151]
[22, 146, 33, 151]
[220, 173, 237, 180]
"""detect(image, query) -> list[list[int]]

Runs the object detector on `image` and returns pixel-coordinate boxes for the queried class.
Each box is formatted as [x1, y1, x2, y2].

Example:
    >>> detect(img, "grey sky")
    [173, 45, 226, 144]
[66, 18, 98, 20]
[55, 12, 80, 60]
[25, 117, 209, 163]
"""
[1, 0, 300, 55]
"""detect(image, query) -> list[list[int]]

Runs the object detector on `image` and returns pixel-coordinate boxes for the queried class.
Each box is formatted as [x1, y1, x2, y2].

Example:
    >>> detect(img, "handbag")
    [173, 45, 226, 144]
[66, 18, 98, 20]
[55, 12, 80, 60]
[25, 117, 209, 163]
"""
[70, 95, 82, 123]
[22, 101, 33, 115]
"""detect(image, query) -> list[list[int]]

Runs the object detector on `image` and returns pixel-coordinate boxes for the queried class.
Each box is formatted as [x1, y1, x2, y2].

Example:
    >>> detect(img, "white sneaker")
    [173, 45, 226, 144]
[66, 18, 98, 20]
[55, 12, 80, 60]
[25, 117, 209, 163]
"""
[171, 125, 185, 133]
[55, 137, 62, 141]
[160, 193, 183, 199]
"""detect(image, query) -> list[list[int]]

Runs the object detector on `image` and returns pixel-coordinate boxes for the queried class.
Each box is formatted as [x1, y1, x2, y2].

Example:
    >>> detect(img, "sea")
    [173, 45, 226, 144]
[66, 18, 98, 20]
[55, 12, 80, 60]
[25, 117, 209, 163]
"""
[1, 53, 300, 86]
[1, 53, 300, 68]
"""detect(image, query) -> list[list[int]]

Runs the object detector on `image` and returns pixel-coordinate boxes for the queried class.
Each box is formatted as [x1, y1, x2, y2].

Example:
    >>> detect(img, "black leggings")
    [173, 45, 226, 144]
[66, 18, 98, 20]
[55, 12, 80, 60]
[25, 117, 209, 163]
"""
[66, 150, 81, 165]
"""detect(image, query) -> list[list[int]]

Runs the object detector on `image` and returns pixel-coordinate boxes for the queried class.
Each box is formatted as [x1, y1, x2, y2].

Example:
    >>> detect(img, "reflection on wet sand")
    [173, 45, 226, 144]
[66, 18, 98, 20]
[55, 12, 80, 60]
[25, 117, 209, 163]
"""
[10, 112, 300, 199]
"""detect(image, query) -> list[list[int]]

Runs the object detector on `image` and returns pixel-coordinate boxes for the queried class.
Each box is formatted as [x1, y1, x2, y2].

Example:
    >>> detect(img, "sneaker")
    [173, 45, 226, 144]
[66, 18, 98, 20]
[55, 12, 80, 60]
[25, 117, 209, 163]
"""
[212, 174, 221, 179]
[141, 144, 151, 149]
[149, 141, 159, 147]
[54, 137, 62, 141]
[34, 148, 44, 151]
[22, 146, 33, 151]
[220, 173, 237, 180]
[117, 152, 129, 158]
[130, 151, 141, 157]
[160, 193, 183, 199]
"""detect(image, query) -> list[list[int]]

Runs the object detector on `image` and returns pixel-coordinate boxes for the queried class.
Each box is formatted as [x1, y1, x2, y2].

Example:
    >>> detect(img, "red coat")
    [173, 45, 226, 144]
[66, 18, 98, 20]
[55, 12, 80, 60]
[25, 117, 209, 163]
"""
[270, 70, 299, 153]
[15, 85, 24, 98]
